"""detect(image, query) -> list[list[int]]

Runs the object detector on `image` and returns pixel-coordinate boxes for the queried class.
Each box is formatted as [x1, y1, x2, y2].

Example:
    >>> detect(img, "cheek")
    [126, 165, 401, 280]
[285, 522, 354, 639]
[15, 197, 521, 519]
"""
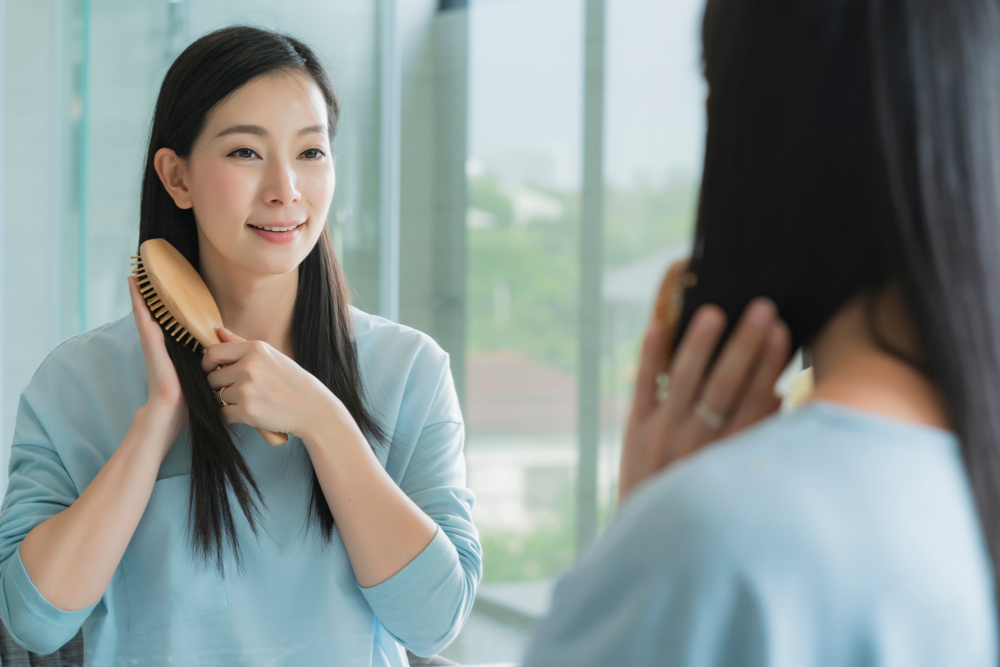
[190, 163, 256, 223]
[303, 166, 336, 205]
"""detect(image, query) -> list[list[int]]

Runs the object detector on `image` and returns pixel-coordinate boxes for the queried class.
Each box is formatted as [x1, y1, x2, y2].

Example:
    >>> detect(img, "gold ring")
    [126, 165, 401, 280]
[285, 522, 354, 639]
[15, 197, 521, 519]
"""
[694, 400, 724, 429]
[219, 385, 230, 407]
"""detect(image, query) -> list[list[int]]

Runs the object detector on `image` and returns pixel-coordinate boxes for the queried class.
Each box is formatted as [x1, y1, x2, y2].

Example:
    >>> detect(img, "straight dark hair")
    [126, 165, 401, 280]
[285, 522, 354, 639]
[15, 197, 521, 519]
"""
[680, 0, 1000, 645]
[138, 26, 384, 572]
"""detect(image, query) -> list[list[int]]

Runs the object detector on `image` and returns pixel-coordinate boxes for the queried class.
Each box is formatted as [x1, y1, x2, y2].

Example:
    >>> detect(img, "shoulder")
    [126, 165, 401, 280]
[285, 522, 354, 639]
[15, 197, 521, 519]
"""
[14, 315, 146, 458]
[349, 307, 461, 428]
[611, 406, 962, 579]
[526, 406, 995, 666]
[618, 403, 963, 531]
[350, 306, 450, 374]
[24, 315, 141, 394]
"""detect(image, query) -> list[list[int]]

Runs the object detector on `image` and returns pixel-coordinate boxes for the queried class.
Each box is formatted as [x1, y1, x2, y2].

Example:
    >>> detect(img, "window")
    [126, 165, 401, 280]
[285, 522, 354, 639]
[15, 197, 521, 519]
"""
[2, 1, 707, 664]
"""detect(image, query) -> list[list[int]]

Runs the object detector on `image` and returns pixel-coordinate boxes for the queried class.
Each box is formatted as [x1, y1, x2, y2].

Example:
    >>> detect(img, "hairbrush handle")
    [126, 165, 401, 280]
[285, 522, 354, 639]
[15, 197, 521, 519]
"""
[654, 259, 692, 368]
[258, 428, 288, 446]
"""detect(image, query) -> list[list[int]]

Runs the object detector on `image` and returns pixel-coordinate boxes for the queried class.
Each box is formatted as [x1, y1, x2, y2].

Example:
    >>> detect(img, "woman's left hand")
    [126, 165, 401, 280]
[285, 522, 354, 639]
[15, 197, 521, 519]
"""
[618, 299, 791, 504]
[201, 327, 343, 440]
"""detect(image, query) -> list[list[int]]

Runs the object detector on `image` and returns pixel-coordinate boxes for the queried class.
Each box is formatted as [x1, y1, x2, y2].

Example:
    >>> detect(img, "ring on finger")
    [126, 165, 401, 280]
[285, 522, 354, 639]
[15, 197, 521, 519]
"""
[218, 385, 231, 407]
[655, 372, 670, 403]
[694, 400, 725, 430]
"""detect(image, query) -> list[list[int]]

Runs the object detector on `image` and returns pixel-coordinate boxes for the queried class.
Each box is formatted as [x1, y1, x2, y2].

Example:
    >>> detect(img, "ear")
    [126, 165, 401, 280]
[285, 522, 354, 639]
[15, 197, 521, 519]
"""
[153, 147, 193, 210]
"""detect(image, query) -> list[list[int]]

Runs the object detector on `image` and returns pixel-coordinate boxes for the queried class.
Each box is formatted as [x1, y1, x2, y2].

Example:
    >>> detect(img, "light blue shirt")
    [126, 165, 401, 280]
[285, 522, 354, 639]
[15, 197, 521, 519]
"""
[0, 307, 481, 666]
[523, 402, 997, 666]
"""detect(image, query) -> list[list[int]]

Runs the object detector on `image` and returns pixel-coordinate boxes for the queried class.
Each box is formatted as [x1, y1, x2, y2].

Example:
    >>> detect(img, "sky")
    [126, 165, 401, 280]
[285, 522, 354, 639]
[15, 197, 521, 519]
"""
[469, 0, 707, 190]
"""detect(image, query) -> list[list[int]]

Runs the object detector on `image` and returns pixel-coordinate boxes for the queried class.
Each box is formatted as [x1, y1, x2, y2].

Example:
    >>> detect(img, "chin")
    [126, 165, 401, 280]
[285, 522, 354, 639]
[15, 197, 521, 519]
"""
[237, 246, 309, 277]
[253, 256, 306, 277]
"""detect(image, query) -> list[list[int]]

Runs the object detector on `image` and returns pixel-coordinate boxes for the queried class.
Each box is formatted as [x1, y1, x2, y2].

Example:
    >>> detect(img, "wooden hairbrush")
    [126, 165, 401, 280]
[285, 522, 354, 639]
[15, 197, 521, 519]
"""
[653, 258, 695, 369]
[131, 238, 288, 446]
[650, 259, 695, 402]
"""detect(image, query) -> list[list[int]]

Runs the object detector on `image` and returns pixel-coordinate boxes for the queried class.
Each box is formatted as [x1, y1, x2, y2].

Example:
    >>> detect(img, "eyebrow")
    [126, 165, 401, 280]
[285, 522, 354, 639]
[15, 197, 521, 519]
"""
[214, 124, 327, 138]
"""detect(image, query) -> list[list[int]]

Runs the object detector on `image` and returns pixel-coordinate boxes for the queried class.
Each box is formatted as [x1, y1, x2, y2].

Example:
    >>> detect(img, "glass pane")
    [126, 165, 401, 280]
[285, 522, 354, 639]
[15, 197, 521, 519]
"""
[3, 0, 88, 453]
[444, 0, 583, 663]
[598, 0, 705, 520]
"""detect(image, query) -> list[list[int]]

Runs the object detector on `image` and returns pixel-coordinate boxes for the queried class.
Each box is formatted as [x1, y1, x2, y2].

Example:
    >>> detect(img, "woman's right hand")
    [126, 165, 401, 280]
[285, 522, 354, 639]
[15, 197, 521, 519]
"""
[128, 276, 186, 442]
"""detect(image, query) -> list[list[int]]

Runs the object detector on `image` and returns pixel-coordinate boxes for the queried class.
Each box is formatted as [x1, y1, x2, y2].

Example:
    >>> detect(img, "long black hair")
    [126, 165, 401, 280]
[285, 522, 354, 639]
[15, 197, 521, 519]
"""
[680, 0, 1000, 642]
[138, 26, 384, 572]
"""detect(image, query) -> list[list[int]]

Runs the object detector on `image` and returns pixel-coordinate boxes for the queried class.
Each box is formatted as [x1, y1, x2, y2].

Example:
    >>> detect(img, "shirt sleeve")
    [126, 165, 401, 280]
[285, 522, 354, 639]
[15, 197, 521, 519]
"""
[520, 469, 769, 667]
[359, 360, 481, 657]
[0, 395, 96, 655]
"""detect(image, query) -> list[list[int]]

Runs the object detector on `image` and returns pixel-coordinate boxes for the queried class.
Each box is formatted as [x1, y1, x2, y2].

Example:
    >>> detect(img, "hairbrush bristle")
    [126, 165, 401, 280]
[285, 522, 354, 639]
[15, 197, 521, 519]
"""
[131, 251, 200, 353]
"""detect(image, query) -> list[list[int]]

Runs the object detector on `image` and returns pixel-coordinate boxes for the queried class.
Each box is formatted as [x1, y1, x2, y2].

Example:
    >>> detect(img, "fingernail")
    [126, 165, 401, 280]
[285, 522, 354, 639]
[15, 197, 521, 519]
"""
[694, 307, 723, 334]
[749, 298, 776, 328]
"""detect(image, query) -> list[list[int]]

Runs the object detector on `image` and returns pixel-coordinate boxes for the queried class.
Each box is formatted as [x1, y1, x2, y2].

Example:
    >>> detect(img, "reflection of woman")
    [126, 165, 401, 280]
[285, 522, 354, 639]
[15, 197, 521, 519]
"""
[526, 0, 999, 664]
[0, 27, 479, 666]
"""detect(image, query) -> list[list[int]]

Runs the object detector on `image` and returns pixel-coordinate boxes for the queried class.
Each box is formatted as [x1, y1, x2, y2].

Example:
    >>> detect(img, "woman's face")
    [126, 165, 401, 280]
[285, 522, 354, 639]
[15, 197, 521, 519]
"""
[176, 70, 334, 278]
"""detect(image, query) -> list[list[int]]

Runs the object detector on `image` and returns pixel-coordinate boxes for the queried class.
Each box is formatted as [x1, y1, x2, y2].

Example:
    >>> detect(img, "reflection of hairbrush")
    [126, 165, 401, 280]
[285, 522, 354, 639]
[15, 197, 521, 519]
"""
[131, 239, 288, 446]
[653, 259, 695, 369]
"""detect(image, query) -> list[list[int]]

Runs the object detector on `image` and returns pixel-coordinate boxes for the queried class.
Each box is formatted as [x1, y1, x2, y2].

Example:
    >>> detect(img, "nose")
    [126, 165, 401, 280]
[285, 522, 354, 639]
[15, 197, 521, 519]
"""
[261, 156, 301, 206]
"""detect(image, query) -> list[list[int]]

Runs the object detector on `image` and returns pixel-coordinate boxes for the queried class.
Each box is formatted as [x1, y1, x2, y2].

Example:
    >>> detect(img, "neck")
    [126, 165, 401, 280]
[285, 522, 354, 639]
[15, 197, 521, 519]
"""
[808, 286, 951, 431]
[198, 248, 298, 358]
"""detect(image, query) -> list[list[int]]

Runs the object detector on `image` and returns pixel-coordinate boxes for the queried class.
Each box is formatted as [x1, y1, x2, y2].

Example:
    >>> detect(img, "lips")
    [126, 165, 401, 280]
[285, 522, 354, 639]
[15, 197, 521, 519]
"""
[248, 222, 305, 232]
[247, 222, 306, 244]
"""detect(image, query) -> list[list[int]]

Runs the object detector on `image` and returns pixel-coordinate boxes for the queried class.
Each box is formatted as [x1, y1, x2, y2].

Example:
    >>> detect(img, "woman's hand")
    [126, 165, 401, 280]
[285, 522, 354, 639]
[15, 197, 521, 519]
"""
[618, 298, 791, 503]
[128, 276, 187, 444]
[201, 328, 343, 441]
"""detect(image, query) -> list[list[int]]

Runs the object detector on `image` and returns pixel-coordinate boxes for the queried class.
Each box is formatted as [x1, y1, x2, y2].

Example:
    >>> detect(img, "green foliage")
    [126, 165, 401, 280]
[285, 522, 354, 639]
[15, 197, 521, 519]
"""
[481, 487, 576, 583]
[465, 174, 699, 376]
[479, 476, 622, 583]
[466, 184, 580, 374]
[468, 174, 515, 229]
[604, 177, 698, 268]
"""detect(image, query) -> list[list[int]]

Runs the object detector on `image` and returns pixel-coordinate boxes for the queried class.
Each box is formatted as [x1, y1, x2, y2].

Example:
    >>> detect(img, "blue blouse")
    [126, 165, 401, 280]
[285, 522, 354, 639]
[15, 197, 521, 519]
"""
[0, 307, 481, 666]
[523, 402, 997, 667]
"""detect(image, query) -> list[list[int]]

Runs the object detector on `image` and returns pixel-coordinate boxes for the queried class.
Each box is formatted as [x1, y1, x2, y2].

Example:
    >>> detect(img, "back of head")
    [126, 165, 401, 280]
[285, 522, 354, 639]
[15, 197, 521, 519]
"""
[686, 0, 1000, 626]
[689, 0, 891, 351]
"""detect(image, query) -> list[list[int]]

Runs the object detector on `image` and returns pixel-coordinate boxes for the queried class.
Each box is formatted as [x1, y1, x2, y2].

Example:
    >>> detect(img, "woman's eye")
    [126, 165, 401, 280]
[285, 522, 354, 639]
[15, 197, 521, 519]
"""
[229, 148, 258, 159]
[301, 149, 326, 160]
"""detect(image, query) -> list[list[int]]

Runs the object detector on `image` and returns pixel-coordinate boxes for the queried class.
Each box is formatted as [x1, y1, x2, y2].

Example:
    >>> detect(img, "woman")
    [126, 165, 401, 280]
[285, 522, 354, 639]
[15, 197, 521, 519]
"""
[0, 26, 480, 666]
[524, 0, 999, 664]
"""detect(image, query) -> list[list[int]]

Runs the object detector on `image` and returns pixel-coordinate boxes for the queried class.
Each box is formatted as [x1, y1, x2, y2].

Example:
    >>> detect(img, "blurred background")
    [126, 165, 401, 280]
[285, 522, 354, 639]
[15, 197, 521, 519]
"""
[1, 0, 705, 663]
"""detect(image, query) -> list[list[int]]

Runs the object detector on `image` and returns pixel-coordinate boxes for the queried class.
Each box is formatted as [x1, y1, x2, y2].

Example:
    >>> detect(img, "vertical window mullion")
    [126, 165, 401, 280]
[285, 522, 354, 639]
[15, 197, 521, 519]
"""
[576, 0, 607, 554]
[379, 0, 402, 322]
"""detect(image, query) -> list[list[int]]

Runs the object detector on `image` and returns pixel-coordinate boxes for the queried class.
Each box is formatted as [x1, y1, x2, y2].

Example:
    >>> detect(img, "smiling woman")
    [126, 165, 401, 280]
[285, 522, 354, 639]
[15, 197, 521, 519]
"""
[0, 26, 480, 667]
